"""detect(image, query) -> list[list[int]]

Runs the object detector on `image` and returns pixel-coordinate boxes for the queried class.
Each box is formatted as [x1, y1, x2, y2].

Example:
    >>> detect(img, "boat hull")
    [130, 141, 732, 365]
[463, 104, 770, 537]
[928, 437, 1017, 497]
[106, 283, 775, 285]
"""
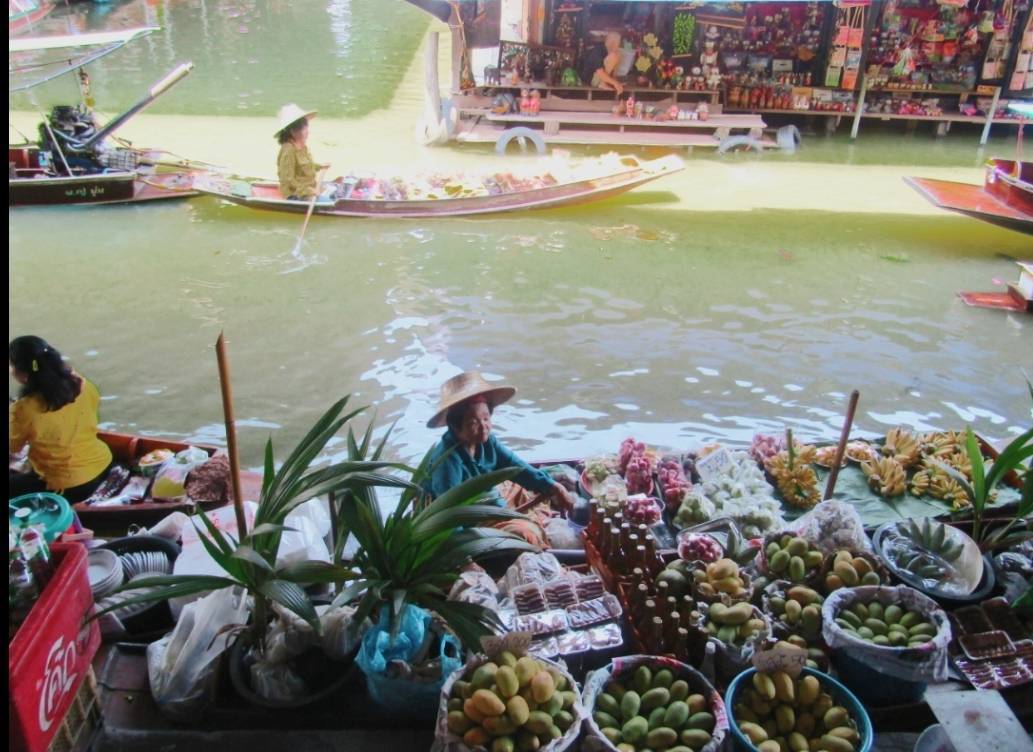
[905, 160, 1033, 236]
[8, 146, 197, 206]
[9, 1, 53, 35]
[194, 155, 684, 219]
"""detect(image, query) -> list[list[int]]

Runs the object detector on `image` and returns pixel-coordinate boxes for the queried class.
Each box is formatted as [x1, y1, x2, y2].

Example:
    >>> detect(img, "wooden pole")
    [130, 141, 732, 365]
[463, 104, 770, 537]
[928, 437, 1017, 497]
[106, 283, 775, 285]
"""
[979, 86, 1001, 147]
[292, 166, 328, 255]
[824, 390, 860, 500]
[215, 332, 248, 537]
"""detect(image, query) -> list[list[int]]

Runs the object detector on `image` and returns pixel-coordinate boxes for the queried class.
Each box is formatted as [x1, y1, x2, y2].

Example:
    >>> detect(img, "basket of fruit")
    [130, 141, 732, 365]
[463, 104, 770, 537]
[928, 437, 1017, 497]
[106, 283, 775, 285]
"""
[757, 534, 824, 589]
[436, 643, 584, 752]
[702, 601, 771, 685]
[582, 655, 728, 752]
[820, 585, 952, 705]
[761, 582, 829, 670]
[725, 666, 872, 752]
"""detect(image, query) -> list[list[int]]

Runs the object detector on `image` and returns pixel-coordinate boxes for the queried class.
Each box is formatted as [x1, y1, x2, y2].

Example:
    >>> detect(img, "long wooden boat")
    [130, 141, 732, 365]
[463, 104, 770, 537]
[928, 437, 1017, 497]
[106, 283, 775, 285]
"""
[8, 145, 196, 206]
[74, 431, 263, 530]
[192, 154, 685, 218]
[9, 28, 197, 208]
[9, 0, 53, 36]
[905, 160, 1033, 236]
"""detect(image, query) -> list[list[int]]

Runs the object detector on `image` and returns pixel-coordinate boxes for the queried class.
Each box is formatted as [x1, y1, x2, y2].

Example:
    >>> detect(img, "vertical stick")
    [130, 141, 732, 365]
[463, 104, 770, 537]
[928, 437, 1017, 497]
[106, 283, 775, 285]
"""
[824, 390, 860, 500]
[980, 86, 1001, 147]
[215, 332, 248, 537]
[850, 75, 867, 140]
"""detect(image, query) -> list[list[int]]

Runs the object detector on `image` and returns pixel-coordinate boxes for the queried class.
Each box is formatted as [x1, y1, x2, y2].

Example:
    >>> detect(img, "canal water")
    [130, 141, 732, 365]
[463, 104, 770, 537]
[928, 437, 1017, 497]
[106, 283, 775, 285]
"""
[9, 0, 1031, 469]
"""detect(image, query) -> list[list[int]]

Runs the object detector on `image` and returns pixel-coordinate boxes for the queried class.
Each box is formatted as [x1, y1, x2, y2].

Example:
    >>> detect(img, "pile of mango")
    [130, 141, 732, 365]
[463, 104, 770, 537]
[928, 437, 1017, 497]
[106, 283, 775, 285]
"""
[834, 600, 937, 648]
[734, 669, 863, 752]
[822, 550, 882, 594]
[692, 558, 750, 602]
[703, 602, 767, 646]
[447, 652, 577, 752]
[765, 536, 823, 584]
[593, 665, 717, 752]
[765, 586, 826, 669]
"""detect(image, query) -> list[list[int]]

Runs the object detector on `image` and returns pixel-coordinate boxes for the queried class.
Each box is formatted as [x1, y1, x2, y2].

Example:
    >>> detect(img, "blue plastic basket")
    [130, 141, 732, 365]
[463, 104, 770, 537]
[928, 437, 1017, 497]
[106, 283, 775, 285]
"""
[724, 667, 873, 752]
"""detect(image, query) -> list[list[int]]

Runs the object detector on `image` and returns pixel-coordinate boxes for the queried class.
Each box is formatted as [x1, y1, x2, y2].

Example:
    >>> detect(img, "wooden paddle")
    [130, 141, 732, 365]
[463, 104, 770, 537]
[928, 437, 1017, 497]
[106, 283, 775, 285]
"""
[292, 166, 329, 256]
[215, 333, 248, 536]
[824, 389, 860, 500]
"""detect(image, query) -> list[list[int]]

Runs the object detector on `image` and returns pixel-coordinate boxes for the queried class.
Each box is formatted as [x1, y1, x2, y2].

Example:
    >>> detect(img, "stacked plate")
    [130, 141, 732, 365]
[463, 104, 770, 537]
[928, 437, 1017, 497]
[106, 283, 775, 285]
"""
[94, 548, 173, 624]
[87, 549, 123, 599]
[119, 550, 172, 580]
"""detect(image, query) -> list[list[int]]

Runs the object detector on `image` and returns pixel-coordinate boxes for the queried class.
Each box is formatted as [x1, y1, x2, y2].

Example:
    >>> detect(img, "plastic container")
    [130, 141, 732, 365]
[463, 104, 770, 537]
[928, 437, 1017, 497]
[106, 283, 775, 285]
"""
[832, 646, 927, 705]
[725, 667, 873, 752]
[9, 493, 74, 542]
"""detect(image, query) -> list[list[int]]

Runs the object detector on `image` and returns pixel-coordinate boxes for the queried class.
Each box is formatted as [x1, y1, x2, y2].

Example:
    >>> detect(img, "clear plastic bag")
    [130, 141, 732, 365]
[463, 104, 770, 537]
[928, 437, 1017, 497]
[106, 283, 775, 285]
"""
[151, 447, 211, 499]
[545, 518, 583, 551]
[320, 604, 366, 660]
[789, 501, 871, 553]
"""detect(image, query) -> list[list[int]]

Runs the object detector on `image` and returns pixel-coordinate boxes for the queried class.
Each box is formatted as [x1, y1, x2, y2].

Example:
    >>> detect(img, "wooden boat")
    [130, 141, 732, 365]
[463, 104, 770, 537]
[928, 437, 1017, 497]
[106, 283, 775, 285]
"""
[192, 154, 685, 219]
[9, 28, 198, 208]
[9, 0, 53, 36]
[74, 431, 263, 530]
[958, 261, 1033, 313]
[905, 159, 1033, 236]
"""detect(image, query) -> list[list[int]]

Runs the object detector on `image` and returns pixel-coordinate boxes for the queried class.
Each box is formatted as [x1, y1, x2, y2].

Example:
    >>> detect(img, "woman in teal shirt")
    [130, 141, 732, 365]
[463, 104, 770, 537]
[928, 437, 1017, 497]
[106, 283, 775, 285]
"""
[424, 372, 574, 514]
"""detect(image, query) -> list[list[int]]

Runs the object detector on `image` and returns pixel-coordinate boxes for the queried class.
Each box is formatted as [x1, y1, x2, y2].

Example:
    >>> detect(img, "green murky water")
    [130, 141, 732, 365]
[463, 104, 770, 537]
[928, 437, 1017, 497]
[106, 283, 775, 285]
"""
[9, 0, 1031, 468]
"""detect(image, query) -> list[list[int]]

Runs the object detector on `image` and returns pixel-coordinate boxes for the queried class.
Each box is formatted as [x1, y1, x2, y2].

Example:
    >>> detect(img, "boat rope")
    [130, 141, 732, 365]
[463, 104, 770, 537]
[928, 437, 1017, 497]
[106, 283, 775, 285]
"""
[8, 121, 33, 144]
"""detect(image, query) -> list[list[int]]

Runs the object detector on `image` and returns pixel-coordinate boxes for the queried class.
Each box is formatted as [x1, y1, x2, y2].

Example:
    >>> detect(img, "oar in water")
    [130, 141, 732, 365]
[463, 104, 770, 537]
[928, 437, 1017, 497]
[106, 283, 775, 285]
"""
[292, 166, 329, 256]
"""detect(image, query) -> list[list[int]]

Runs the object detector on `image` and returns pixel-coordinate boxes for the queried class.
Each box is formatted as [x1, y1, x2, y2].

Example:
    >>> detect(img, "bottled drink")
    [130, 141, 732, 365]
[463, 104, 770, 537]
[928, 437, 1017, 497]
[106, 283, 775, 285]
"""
[9, 547, 39, 634]
[666, 611, 682, 648]
[649, 616, 666, 653]
[19, 528, 52, 589]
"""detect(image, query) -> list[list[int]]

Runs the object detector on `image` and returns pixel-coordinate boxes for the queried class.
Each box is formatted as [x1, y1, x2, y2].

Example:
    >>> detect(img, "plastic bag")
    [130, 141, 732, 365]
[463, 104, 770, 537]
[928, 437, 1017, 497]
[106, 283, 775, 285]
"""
[581, 654, 726, 752]
[147, 586, 248, 722]
[448, 570, 501, 611]
[545, 518, 583, 551]
[432, 636, 584, 752]
[249, 658, 308, 703]
[789, 501, 871, 553]
[995, 542, 1033, 605]
[152, 447, 211, 499]
[320, 604, 366, 660]
[821, 585, 952, 683]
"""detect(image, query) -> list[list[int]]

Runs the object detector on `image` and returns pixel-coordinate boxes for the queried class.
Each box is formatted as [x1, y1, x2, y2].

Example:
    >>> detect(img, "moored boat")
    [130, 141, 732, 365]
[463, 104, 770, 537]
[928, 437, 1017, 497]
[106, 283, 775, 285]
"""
[192, 154, 684, 219]
[8, 0, 53, 36]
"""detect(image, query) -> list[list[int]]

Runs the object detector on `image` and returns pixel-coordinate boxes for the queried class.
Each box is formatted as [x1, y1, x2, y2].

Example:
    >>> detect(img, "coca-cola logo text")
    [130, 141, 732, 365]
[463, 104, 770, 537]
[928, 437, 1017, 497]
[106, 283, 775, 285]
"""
[38, 636, 78, 732]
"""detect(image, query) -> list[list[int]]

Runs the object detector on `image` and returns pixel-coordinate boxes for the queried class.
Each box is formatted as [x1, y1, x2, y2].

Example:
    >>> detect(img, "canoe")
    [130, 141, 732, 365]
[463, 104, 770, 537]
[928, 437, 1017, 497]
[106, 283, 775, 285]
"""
[73, 431, 263, 531]
[905, 159, 1033, 236]
[192, 154, 684, 218]
[8, 0, 53, 36]
[8, 145, 196, 206]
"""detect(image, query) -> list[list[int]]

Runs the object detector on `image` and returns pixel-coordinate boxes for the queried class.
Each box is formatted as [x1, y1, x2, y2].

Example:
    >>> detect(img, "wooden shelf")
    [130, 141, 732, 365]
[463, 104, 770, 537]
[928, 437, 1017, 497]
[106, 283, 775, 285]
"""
[868, 86, 974, 95]
[725, 107, 850, 117]
[482, 110, 766, 130]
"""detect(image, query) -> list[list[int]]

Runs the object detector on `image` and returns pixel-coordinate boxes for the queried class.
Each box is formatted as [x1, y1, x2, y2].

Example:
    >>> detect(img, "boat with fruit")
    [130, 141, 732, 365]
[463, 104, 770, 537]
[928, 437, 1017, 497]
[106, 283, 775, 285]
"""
[191, 154, 684, 219]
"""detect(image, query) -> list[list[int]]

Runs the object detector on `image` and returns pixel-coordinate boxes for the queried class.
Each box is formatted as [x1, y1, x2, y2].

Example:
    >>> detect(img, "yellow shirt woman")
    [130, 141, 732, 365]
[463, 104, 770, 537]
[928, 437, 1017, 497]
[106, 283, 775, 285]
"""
[277, 141, 318, 200]
[10, 376, 112, 492]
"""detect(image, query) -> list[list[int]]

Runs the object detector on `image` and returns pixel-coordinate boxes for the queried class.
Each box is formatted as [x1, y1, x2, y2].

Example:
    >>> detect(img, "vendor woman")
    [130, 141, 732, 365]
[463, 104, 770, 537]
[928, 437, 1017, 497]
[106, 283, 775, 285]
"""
[580, 31, 624, 96]
[275, 103, 328, 201]
[9, 336, 113, 503]
[424, 372, 574, 542]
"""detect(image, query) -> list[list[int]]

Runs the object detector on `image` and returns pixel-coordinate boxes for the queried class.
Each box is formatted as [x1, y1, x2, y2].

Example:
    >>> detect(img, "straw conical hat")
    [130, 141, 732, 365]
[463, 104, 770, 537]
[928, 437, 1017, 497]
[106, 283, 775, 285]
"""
[427, 371, 516, 429]
[274, 103, 317, 137]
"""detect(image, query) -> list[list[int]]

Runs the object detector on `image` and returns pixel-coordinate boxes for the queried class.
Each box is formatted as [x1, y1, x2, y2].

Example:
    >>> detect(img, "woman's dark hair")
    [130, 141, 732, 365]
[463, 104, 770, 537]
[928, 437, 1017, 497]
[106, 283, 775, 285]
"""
[9, 336, 80, 411]
[276, 118, 307, 145]
[446, 398, 494, 434]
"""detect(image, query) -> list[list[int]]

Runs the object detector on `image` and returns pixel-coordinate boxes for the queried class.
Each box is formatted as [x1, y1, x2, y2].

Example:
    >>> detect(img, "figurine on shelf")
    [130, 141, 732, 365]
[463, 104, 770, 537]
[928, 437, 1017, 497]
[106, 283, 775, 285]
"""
[529, 89, 541, 116]
[554, 13, 575, 50]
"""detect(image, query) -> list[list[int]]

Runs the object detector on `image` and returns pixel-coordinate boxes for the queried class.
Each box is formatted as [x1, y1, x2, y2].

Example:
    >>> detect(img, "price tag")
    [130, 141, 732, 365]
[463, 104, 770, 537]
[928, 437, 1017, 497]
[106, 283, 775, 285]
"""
[481, 632, 531, 659]
[752, 642, 808, 678]
[696, 447, 734, 482]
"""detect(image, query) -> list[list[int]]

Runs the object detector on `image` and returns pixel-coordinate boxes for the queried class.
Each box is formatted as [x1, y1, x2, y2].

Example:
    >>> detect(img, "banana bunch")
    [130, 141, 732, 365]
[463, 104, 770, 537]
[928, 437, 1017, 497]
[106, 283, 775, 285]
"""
[765, 444, 821, 510]
[909, 458, 974, 510]
[920, 430, 965, 459]
[880, 428, 921, 470]
[861, 456, 907, 497]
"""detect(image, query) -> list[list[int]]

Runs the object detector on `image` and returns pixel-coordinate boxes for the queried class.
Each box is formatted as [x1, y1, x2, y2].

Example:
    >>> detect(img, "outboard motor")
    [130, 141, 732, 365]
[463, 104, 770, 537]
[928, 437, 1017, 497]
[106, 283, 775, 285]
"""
[37, 105, 103, 175]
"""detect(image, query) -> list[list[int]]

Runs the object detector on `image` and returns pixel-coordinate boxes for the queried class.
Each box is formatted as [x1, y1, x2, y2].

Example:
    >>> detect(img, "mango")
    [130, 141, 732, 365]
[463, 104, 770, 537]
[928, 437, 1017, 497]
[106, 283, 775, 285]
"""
[707, 558, 739, 581]
[641, 687, 671, 713]
[686, 711, 715, 732]
[825, 574, 844, 592]
[515, 657, 539, 687]
[473, 663, 499, 690]
[621, 690, 641, 721]
[594, 711, 620, 729]
[798, 676, 820, 707]
[864, 618, 889, 636]
[560, 691, 576, 710]
[600, 728, 622, 745]
[530, 671, 555, 704]
[787, 587, 821, 607]
[785, 600, 803, 624]
[669, 680, 689, 702]
[554, 710, 574, 731]
[820, 734, 856, 752]
[735, 704, 758, 723]
[549, 669, 568, 692]
[753, 672, 777, 701]
[484, 715, 518, 736]
[852, 603, 869, 620]
[795, 711, 816, 737]
[867, 602, 884, 621]
[801, 605, 822, 634]
[788, 731, 810, 752]
[506, 695, 530, 726]
[526, 711, 554, 735]
[664, 700, 690, 729]
[827, 727, 860, 745]
[680, 728, 713, 749]
[540, 694, 563, 717]
[823, 707, 850, 729]
[687, 694, 707, 715]
[833, 561, 859, 587]
[758, 742, 782, 752]
[464, 698, 487, 725]
[646, 727, 678, 748]
[900, 611, 920, 629]
[622, 716, 649, 744]
[491, 737, 515, 752]
[607, 680, 628, 700]
[633, 666, 653, 695]
[770, 550, 791, 574]
[472, 688, 506, 717]
[787, 538, 809, 557]
[719, 602, 755, 626]
[464, 728, 491, 747]
[648, 706, 667, 731]
[804, 551, 824, 569]
[447, 710, 472, 735]
[452, 680, 471, 700]
[597, 692, 620, 717]
[496, 666, 519, 699]
[497, 651, 518, 668]
[776, 704, 796, 734]
[909, 622, 937, 637]
[789, 556, 806, 582]
[861, 571, 881, 586]
[739, 721, 769, 745]
[448, 697, 464, 713]
[773, 672, 795, 704]
[839, 610, 862, 629]
[516, 731, 540, 752]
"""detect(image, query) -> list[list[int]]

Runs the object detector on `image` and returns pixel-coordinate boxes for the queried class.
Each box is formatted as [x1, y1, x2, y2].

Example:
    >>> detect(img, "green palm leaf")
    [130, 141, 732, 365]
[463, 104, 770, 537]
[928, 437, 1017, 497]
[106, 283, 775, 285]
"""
[256, 580, 320, 632]
[412, 504, 530, 539]
[415, 467, 519, 522]
[92, 575, 238, 618]
[275, 561, 358, 585]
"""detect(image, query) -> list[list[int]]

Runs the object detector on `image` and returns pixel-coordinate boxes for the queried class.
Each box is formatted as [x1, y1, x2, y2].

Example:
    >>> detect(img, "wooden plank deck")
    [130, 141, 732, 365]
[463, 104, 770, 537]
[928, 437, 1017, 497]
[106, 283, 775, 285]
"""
[480, 111, 766, 131]
[454, 120, 777, 149]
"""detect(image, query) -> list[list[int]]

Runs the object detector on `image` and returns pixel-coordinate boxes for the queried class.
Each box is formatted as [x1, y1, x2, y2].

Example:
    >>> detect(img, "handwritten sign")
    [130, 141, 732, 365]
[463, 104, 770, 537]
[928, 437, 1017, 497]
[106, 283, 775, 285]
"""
[696, 447, 734, 483]
[481, 631, 531, 659]
[752, 642, 807, 678]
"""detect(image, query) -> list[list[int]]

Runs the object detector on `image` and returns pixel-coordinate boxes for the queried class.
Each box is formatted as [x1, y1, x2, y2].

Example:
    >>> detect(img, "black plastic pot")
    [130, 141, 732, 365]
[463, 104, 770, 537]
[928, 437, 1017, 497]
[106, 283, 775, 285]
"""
[99, 535, 181, 638]
[227, 637, 358, 709]
[872, 524, 997, 608]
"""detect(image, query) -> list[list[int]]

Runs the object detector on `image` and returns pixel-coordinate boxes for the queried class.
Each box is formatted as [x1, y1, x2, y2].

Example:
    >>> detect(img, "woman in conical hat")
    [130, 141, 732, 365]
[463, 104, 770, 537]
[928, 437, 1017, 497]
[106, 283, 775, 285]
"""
[274, 103, 328, 201]
[424, 371, 574, 543]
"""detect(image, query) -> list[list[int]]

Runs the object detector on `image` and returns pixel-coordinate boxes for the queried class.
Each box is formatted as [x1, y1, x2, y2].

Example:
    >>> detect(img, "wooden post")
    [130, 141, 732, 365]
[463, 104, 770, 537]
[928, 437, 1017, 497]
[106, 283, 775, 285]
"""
[425, 31, 442, 123]
[980, 86, 1002, 146]
[215, 333, 248, 537]
[850, 75, 868, 140]
[824, 390, 860, 500]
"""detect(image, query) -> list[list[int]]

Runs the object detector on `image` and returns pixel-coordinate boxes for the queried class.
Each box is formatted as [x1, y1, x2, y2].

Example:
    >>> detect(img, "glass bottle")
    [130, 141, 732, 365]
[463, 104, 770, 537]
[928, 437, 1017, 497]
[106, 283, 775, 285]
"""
[650, 616, 666, 654]
[639, 598, 658, 633]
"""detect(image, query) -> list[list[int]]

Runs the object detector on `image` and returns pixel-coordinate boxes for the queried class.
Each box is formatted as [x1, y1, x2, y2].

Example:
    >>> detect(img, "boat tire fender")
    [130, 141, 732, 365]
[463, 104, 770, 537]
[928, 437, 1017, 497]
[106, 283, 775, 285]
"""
[496, 127, 546, 156]
[777, 125, 801, 152]
[717, 135, 764, 154]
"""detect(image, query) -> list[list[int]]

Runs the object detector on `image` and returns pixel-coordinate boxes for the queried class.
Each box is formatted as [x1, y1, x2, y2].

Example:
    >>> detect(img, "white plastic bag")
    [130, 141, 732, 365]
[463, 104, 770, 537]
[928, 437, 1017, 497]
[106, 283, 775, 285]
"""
[790, 501, 871, 553]
[320, 605, 366, 660]
[147, 586, 248, 721]
[545, 518, 584, 551]
[151, 447, 211, 499]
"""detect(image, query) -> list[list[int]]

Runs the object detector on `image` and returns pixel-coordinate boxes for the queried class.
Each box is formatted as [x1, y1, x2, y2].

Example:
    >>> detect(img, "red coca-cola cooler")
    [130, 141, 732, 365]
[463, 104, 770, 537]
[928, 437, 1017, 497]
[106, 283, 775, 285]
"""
[9, 543, 101, 752]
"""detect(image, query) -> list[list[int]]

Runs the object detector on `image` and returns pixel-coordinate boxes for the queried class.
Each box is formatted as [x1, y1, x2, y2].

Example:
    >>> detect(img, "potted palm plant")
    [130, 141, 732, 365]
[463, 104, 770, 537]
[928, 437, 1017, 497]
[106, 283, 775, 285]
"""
[102, 397, 415, 708]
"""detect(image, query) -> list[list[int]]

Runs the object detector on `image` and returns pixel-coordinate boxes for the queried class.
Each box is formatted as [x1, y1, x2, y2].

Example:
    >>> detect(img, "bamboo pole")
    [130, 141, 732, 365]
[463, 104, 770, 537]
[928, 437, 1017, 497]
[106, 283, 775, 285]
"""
[824, 390, 860, 500]
[215, 333, 248, 537]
